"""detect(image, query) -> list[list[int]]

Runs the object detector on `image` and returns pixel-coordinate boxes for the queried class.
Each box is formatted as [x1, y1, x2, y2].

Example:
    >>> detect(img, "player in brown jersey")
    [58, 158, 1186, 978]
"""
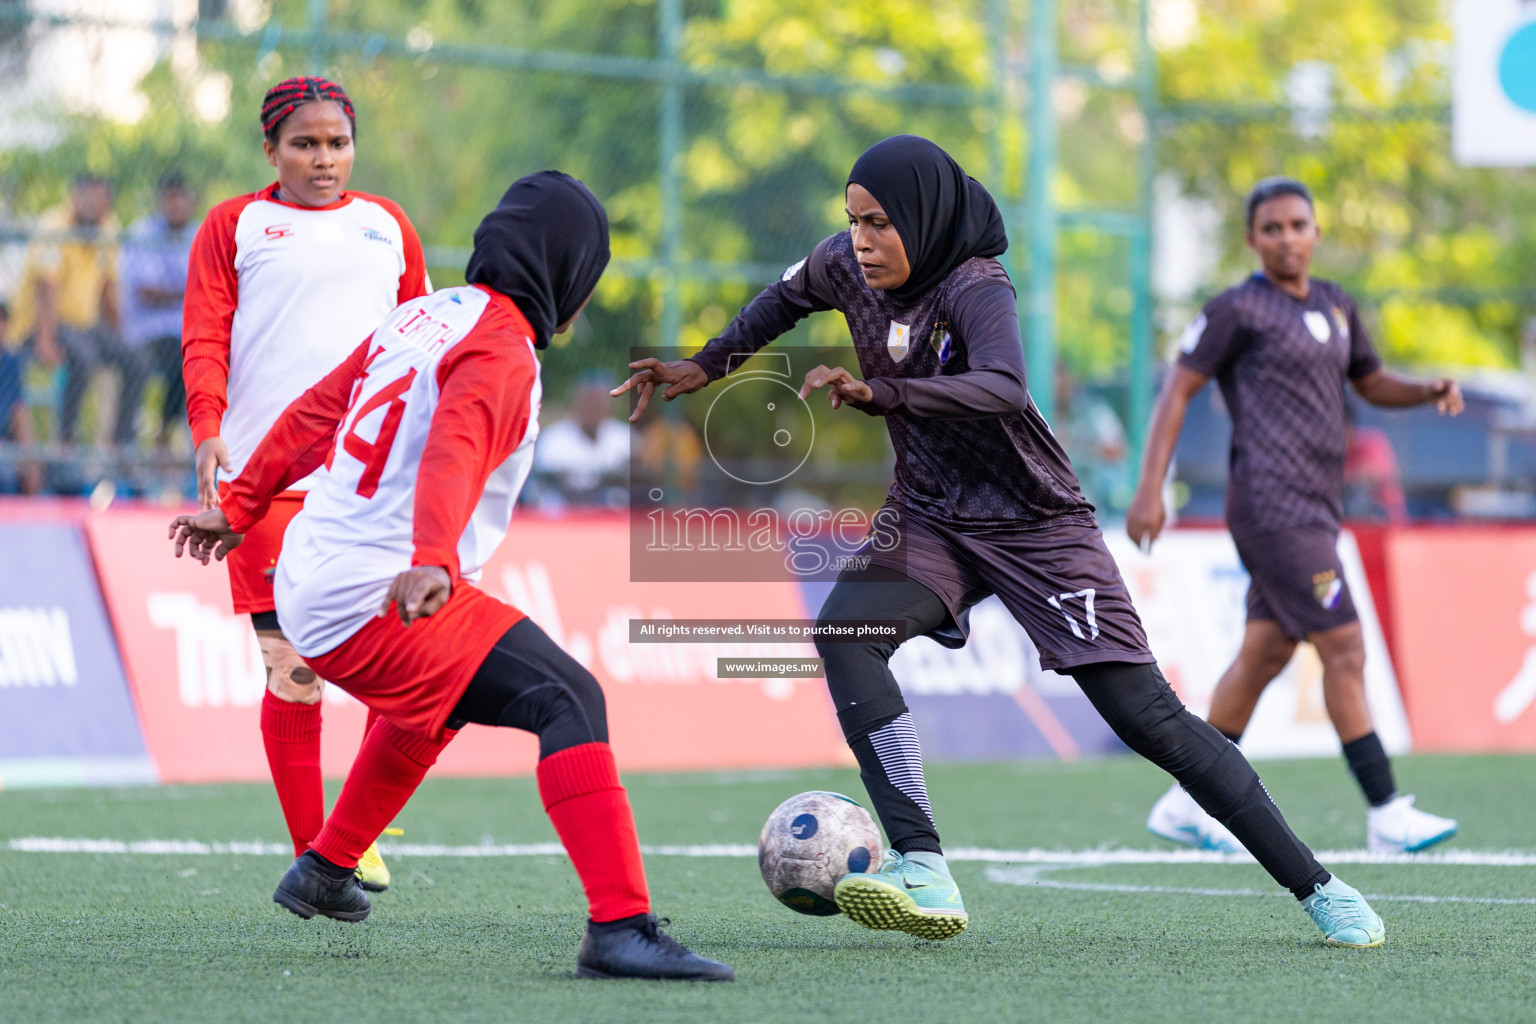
[618, 139, 1387, 948]
[1128, 177, 1463, 855]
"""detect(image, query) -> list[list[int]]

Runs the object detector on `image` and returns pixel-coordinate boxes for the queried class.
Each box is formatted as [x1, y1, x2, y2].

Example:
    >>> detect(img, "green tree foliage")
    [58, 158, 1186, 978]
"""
[1, 0, 1529, 399]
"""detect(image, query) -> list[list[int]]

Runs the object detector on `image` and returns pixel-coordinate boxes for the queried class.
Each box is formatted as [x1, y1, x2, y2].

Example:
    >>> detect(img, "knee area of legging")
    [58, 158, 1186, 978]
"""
[836, 700, 908, 745]
[565, 667, 608, 727]
[499, 678, 607, 746]
[1178, 744, 1256, 818]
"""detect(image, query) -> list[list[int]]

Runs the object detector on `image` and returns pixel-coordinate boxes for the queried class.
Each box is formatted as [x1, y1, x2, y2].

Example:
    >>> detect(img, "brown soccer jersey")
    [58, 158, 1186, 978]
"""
[691, 232, 1094, 530]
[1176, 274, 1382, 535]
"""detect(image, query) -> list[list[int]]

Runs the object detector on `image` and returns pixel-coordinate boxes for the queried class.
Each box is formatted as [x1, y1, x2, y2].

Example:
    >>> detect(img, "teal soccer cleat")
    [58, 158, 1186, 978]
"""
[1302, 876, 1386, 948]
[834, 851, 968, 940]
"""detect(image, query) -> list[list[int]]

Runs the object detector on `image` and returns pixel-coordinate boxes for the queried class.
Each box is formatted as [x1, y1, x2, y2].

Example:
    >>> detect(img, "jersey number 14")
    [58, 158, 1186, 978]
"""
[332, 345, 417, 499]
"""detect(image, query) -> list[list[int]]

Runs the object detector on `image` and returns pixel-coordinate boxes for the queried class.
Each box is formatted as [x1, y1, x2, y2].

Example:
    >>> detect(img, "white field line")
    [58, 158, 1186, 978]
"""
[986, 865, 1536, 907]
[8, 837, 1536, 868]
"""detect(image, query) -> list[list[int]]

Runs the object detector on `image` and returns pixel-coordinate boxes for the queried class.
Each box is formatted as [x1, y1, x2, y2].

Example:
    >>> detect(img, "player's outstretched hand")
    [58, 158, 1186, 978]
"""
[1125, 486, 1166, 553]
[612, 358, 710, 423]
[169, 508, 244, 564]
[380, 565, 452, 626]
[195, 437, 232, 510]
[1431, 378, 1464, 416]
[799, 365, 873, 410]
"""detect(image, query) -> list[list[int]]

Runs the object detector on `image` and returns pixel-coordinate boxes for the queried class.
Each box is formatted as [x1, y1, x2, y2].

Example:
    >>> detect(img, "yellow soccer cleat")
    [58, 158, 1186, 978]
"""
[355, 828, 401, 892]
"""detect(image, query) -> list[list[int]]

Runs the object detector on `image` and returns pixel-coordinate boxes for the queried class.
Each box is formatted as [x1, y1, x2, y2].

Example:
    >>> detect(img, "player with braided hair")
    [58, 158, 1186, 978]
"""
[182, 76, 428, 891]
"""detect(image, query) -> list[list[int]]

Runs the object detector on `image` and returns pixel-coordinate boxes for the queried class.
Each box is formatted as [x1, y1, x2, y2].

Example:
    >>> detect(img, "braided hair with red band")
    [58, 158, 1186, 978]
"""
[260, 76, 356, 142]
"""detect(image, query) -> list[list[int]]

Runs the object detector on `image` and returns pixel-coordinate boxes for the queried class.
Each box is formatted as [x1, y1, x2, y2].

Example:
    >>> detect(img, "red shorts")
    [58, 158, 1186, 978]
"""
[303, 583, 525, 740]
[222, 487, 306, 616]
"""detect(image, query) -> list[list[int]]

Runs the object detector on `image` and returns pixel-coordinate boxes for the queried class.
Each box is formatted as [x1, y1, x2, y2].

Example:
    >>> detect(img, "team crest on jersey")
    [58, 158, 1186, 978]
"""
[929, 323, 953, 365]
[1331, 306, 1350, 340]
[1303, 310, 1332, 343]
[887, 321, 910, 362]
[1312, 570, 1343, 609]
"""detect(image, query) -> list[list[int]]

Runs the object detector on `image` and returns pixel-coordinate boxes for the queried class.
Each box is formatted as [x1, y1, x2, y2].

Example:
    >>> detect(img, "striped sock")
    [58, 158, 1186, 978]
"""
[868, 713, 934, 825]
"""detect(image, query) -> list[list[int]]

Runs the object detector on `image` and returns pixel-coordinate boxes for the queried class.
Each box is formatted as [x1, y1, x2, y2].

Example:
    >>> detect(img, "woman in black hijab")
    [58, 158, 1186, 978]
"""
[618, 137, 1386, 950]
[467, 170, 611, 348]
[169, 171, 734, 982]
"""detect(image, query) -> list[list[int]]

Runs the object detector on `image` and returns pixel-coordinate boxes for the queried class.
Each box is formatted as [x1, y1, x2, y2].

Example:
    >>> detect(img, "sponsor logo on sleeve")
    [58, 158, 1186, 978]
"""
[781, 258, 807, 283]
[1177, 312, 1207, 354]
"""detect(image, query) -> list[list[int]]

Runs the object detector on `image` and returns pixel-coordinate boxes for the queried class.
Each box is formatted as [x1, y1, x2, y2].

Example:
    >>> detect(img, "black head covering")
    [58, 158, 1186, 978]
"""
[465, 171, 610, 349]
[846, 135, 1008, 304]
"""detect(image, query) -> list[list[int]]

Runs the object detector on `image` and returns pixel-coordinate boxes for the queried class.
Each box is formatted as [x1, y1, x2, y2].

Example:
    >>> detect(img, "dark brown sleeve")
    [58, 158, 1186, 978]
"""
[688, 235, 841, 381]
[854, 279, 1029, 419]
[1175, 293, 1243, 378]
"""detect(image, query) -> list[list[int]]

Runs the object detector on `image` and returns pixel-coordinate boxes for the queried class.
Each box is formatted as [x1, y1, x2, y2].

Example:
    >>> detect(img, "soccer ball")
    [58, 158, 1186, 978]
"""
[758, 791, 883, 916]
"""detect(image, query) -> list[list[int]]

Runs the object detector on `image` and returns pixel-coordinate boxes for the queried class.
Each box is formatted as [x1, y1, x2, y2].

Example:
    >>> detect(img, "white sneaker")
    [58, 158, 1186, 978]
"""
[1146, 782, 1247, 853]
[1367, 794, 1458, 853]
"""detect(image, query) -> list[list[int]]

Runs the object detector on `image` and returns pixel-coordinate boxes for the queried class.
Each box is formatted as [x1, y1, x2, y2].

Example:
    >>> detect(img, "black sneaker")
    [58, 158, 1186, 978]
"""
[576, 914, 734, 981]
[273, 851, 372, 922]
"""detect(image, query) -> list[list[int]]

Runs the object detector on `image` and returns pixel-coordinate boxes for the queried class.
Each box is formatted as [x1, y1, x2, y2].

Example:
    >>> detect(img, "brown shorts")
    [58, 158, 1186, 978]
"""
[1231, 525, 1358, 640]
[867, 507, 1153, 672]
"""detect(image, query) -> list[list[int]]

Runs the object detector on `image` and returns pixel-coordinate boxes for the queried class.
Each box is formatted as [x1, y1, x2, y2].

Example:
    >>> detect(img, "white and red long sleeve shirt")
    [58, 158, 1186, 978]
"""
[183, 182, 430, 490]
[222, 285, 542, 657]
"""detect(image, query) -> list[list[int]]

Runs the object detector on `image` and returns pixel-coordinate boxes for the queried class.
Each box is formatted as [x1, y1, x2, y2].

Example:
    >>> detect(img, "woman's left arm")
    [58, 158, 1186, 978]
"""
[1352, 369, 1464, 414]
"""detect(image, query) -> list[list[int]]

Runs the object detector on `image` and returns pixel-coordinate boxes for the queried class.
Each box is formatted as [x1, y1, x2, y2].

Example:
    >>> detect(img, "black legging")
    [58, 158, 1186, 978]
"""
[816, 570, 1330, 900]
[448, 618, 608, 758]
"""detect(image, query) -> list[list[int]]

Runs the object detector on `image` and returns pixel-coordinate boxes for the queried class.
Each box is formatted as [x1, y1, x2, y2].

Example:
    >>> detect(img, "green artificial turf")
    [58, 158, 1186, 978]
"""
[1, 754, 1532, 1024]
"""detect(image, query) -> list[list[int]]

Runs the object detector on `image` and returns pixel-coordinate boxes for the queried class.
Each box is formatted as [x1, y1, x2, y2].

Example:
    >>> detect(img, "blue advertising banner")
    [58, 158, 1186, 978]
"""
[0, 523, 156, 788]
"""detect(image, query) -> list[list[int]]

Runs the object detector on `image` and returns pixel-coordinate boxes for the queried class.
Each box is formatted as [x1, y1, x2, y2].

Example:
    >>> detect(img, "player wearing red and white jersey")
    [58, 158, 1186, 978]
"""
[170, 173, 733, 982]
[181, 76, 428, 889]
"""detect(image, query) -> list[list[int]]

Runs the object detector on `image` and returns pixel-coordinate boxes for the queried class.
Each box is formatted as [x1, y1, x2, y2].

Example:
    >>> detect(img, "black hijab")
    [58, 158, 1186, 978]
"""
[846, 135, 1008, 305]
[465, 171, 610, 349]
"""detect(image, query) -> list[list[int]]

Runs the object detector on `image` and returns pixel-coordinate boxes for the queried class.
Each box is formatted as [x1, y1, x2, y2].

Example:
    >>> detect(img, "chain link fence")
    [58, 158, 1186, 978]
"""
[0, 0, 1530, 518]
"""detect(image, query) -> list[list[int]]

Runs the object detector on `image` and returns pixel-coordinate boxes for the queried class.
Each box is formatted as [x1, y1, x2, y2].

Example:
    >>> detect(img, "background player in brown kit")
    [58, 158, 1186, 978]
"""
[1128, 177, 1463, 855]
[618, 137, 1388, 948]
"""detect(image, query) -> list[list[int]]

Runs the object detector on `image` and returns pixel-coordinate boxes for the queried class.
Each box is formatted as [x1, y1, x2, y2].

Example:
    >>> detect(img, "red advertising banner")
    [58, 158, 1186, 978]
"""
[1386, 527, 1536, 752]
[87, 509, 849, 783]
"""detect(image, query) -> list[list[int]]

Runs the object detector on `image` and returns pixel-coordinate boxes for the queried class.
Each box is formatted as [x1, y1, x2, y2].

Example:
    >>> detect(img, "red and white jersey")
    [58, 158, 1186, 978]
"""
[222, 285, 542, 657]
[183, 182, 430, 490]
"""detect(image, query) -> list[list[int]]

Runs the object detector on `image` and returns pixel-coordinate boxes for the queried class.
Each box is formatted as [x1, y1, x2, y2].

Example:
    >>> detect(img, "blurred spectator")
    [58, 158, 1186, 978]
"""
[9, 174, 122, 445]
[636, 414, 704, 499]
[10, 177, 122, 445]
[1054, 367, 1131, 514]
[118, 172, 197, 450]
[1344, 408, 1407, 523]
[533, 379, 631, 507]
[0, 302, 42, 494]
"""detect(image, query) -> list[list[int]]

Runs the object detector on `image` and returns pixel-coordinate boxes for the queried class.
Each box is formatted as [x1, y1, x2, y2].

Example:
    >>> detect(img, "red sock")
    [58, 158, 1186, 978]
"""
[360, 706, 381, 753]
[310, 718, 456, 869]
[537, 743, 650, 923]
[261, 691, 324, 858]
